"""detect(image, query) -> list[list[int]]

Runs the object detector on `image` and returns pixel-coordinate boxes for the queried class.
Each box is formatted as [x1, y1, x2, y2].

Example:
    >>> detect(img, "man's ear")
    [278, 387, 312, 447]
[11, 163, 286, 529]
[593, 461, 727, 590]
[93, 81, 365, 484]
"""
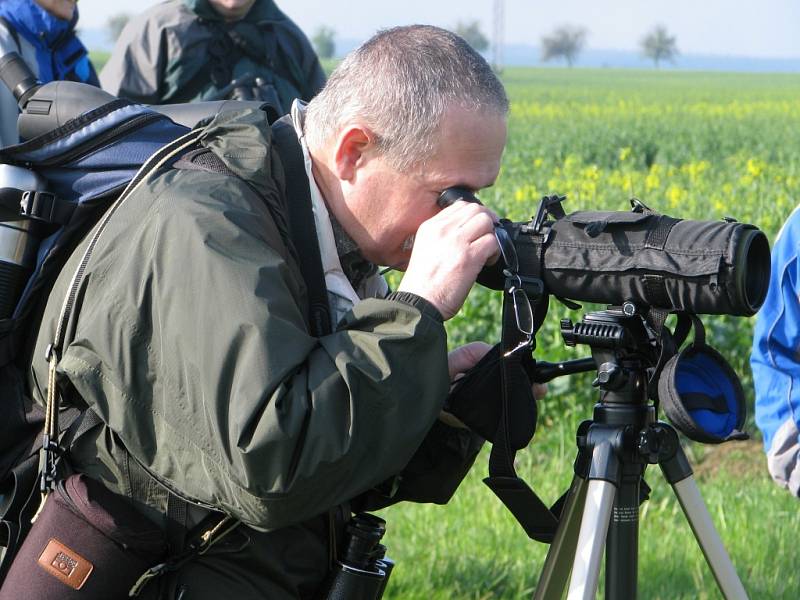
[333, 126, 375, 182]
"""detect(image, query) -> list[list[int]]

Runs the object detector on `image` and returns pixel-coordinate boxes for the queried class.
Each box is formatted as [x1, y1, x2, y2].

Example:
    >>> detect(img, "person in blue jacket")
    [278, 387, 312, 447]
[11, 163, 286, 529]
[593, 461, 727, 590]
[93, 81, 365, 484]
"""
[0, 0, 99, 146]
[751, 206, 800, 498]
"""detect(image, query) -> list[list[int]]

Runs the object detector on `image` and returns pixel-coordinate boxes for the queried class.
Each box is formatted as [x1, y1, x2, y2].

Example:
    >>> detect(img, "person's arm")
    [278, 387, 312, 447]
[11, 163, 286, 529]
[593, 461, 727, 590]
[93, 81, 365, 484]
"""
[273, 18, 326, 100]
[99, 11, 166, 103]
[751, 207, 800, 496]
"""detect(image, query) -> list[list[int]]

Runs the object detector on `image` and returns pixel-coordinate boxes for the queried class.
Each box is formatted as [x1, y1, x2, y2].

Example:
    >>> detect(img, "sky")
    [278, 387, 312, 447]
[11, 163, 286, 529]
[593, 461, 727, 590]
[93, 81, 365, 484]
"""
[76, 0, 800, 60]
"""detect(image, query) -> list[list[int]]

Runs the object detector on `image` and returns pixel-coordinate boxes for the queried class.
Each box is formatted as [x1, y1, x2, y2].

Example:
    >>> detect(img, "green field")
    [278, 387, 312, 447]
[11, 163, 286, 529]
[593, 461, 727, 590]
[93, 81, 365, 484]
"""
[379, 68, 800, 599]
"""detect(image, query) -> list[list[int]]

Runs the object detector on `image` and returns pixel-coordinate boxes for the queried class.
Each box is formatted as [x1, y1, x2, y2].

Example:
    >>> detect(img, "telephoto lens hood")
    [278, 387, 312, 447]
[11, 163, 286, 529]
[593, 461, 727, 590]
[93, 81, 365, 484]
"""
[485, 198, 770, 317]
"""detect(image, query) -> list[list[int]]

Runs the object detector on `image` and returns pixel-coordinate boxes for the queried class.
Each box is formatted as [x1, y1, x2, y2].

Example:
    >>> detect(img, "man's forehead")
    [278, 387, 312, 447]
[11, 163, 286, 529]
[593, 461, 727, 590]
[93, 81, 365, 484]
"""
[420, 112, 507, 190]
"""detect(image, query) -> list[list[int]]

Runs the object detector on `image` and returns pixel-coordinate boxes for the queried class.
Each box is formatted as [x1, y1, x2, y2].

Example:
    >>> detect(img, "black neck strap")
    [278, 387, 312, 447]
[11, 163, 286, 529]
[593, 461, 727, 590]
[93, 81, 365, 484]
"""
[270, 116, 332, 337]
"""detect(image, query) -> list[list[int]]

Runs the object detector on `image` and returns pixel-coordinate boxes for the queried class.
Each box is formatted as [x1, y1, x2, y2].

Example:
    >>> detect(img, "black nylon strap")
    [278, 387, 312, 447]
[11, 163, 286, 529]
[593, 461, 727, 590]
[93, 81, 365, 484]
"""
[642, 274, 671, 309]
[482, 295, 558, 542]
[644, 307, 674, 404]
[641, 216, 681, 309]
[0, 188, 74, 224]
[270, 116, 332, 337]
[645, 215, 680, 251]
[19, 190, 76, 224]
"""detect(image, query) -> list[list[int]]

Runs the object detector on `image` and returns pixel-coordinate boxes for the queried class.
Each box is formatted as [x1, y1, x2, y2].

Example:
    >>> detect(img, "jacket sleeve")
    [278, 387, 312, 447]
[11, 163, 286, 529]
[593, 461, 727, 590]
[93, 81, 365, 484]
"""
[353, 420, 484, 512]
[99, 12, 165, 103]
[51, 169, 456, 531]
[750, 207, 800, 495]
[275, 19, 326, 101]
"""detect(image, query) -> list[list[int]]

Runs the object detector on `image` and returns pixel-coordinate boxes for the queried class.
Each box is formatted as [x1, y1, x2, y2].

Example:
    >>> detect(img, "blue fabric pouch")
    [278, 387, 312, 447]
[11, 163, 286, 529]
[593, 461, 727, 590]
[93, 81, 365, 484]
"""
[658, 317, 748, 444]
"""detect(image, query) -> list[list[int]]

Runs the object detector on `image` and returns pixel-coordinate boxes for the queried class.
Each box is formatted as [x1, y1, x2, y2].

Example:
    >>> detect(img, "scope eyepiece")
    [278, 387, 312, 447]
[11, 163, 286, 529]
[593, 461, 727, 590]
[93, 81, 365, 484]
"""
[0, 52, 41, 108]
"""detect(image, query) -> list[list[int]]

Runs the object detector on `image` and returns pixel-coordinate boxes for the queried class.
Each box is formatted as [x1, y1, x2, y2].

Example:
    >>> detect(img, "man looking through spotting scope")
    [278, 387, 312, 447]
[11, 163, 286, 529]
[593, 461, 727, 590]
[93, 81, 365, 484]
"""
[23, 25, 543, 599]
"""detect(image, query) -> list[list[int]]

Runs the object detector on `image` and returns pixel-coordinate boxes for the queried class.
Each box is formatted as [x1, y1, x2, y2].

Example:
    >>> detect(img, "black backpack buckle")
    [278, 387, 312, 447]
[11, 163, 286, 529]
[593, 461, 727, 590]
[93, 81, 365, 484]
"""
[20, 190, 75, 225]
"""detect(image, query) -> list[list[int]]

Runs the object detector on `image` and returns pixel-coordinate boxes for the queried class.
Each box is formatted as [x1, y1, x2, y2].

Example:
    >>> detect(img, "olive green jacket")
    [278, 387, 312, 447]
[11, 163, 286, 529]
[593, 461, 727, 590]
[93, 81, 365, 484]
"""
[28, 109, 482, 599]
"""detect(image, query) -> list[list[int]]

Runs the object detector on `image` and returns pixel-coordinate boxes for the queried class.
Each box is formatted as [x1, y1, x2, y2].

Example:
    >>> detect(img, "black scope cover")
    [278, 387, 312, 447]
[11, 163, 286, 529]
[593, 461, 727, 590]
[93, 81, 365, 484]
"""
[499, 209, 770, 316]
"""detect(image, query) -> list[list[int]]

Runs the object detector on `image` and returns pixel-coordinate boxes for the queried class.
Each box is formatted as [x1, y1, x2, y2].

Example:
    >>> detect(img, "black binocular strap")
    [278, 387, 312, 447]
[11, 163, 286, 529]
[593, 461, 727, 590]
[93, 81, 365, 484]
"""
[270, 117, 332, 338]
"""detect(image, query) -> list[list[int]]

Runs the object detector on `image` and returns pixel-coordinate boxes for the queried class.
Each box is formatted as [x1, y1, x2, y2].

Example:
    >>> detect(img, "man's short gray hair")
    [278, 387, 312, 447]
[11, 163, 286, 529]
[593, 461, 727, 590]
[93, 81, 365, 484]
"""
[304, 25, 509, 171]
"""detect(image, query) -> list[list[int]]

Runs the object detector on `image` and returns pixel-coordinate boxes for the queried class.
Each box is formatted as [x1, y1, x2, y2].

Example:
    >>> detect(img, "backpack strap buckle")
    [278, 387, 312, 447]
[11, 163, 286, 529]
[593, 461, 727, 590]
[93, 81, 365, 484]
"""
[20, 190, 76, 225]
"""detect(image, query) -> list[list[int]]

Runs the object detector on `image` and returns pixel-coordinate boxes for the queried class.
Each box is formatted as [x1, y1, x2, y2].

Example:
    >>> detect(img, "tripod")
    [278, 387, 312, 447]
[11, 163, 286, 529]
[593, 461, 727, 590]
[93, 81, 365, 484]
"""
[532, 308, 748, 600]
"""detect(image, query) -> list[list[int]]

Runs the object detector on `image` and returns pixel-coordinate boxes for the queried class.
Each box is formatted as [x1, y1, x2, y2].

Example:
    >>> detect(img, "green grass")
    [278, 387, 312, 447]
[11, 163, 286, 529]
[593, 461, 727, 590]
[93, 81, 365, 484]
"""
[379, 68, 800, 599]
[379, 408, 800, 599]
[89, 50, 110, 73]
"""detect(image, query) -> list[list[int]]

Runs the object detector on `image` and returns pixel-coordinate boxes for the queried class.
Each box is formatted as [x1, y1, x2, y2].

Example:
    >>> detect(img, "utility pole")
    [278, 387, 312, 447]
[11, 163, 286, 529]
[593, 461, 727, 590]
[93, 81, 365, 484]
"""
[492, 0, 505, 72]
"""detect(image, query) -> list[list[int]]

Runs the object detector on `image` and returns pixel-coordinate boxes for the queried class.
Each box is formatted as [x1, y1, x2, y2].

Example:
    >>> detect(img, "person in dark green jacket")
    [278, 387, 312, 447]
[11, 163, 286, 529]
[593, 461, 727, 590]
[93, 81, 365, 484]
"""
[29, 25, 525, 599]
[100, 0, 325, 113]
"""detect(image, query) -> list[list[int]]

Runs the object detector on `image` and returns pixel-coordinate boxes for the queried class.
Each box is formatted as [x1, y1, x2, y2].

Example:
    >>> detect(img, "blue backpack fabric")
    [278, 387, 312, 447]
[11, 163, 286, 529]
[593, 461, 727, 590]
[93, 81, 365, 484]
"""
[0, 99, 188, 365]
[0, 99, 189, 580]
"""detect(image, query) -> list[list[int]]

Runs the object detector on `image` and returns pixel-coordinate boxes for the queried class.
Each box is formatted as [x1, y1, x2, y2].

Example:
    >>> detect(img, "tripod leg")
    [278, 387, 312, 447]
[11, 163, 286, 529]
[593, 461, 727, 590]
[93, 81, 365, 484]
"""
[656, 425, 749, 600]
[566, 479, 616, 600]
[533, 476, 588, 600]
[671, 476, 749, 600]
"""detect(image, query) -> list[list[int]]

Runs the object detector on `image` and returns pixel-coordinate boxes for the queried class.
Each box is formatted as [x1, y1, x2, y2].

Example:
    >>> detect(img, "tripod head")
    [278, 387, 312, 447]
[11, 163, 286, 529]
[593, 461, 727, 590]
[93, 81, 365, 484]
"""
[536, 301, 747, 444]
[560, 303, 655, 404]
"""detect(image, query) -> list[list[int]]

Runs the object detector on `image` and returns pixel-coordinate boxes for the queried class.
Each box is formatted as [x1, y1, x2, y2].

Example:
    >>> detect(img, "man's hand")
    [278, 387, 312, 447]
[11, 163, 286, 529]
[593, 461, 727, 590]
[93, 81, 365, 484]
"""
[448, 341, 493, 379]
[397, 201, 499, 320]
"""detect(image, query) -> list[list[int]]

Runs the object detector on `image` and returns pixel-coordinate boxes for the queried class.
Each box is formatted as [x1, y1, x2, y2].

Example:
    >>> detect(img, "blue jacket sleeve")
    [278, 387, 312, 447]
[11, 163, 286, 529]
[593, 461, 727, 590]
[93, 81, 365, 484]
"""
[751, 206, 800, 452]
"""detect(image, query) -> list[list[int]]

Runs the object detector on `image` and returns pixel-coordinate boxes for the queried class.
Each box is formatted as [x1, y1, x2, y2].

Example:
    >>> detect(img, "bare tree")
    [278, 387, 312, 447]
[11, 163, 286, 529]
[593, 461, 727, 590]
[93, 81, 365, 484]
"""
[107, 13, 131, 43]
[641, 25, 678, 68]
[541, 25, 587, 67]
[454, 20, 489, 53]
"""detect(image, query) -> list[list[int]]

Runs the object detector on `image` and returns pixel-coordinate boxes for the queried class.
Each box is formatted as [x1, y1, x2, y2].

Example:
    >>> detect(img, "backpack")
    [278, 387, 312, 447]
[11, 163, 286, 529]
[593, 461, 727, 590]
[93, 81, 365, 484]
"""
[0, 95, 191, 578]
[0, 80, 329, 584]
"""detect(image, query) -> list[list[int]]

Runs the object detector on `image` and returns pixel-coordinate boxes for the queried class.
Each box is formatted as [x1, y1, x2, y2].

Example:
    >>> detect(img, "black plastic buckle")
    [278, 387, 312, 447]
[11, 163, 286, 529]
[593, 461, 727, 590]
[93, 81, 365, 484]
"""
[20, 190, 59, 222]
[531, 194, 567, 233]
[505, 274, 544, 302]
[38, 435, 62, 494]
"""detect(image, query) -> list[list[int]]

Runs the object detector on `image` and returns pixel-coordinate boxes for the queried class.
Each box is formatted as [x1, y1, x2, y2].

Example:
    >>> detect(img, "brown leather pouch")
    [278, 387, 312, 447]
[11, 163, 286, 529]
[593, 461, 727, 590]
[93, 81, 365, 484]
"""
[0, 473, 166, 599]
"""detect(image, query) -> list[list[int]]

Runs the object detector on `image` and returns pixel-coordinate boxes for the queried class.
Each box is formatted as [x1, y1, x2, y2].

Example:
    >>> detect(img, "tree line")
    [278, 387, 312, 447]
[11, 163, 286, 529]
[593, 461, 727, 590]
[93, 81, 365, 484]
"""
[309, 21, 679, 69]
[104, 14, 678, 68]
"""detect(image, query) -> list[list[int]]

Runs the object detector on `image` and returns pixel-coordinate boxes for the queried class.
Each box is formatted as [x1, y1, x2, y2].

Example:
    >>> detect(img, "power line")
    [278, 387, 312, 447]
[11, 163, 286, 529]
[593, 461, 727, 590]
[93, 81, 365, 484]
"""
[492, 0, 505, 72]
